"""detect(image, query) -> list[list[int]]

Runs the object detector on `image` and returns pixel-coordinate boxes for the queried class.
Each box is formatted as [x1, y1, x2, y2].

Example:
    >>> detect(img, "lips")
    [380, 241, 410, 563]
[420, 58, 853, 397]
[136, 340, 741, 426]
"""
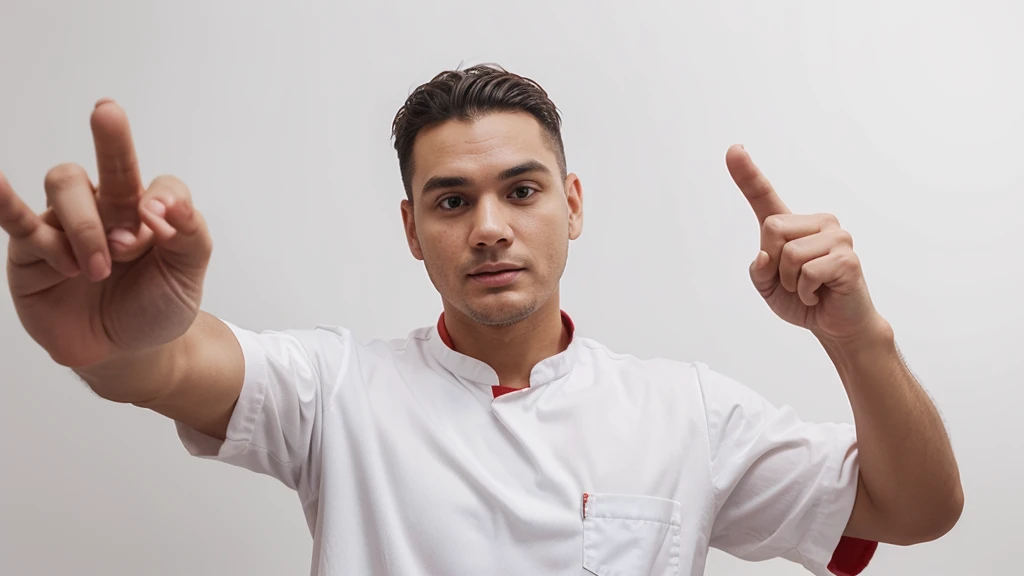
[468, 263, 525, 288]
[468, 262, 523, 276]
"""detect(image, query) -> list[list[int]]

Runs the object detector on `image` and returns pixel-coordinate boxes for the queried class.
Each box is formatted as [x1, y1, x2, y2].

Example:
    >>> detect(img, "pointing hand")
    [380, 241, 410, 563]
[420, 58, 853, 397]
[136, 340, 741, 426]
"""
[1, 100, 213, 368]
[726, 144, 884, 342]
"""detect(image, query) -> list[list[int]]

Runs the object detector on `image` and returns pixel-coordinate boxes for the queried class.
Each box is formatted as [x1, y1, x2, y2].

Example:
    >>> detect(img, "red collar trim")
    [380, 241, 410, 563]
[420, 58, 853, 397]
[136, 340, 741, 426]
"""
[436, 311, 575, 398]
[435, 311, 575, 350]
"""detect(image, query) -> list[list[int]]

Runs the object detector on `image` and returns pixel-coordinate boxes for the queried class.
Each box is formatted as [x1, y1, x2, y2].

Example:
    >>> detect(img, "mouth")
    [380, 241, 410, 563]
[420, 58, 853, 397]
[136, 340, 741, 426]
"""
[468, 264, 525, 288]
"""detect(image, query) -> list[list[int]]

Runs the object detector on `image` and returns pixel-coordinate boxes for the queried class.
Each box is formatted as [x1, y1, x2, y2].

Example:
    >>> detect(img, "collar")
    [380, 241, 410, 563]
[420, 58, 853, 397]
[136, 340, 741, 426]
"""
[426, 310, 580, 390]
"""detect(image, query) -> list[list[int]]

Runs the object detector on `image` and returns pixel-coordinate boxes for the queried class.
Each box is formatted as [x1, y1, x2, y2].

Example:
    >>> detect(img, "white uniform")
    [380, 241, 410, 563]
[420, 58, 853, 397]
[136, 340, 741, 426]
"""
[176, 313, 876, 575]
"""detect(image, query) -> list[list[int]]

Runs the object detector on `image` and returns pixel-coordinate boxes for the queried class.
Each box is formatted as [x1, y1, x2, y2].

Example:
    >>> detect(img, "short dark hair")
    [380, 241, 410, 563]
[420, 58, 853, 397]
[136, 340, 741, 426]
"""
[391, 64, 566, 201]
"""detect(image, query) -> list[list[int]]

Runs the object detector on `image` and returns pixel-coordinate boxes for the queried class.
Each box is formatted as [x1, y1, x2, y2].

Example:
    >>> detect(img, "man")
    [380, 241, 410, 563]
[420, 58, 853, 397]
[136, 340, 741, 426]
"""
[0, 65, 962, 575]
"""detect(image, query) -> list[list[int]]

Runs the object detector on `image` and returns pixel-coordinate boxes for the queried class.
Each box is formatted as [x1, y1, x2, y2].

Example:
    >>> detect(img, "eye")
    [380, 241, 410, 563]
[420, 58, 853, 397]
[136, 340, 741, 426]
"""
[439, 196, 467, 211]
[510, 186, 537, 200]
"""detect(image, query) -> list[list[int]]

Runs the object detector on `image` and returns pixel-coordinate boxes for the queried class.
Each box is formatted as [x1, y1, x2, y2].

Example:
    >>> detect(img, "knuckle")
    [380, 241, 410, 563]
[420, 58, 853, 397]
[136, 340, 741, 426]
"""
[26, 224, 58, 248]
[7, 237, 29, 264]
[802, 261, 822, 281]
[67, 219, 104, 241]
[44, 163, 89, 194]
[843, 250, 861, 269]
[149, 174, 190, 199]
[835, 249, 859, 271]
[762, 214, 787, 236]
[820, 212, 840, 227]
[780, 241, 800, 265]
[764, 214, 785, 229]
[835, 228, 854, 247]
[99, 152, 139, 179]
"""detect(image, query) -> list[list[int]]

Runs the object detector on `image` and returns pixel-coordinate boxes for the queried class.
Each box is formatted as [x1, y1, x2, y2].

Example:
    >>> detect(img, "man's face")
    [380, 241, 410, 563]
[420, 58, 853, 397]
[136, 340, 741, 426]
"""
[401, 112, 584, 327]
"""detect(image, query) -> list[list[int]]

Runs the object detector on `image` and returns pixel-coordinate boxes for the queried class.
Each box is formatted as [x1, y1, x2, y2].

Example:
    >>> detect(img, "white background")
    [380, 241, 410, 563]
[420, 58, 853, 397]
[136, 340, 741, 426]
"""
[1, 1, 1020, 574]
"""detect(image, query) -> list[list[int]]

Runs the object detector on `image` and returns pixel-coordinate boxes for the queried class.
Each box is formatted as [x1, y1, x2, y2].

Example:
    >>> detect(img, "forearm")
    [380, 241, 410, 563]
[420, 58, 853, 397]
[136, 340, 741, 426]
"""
[821, 318, 964, 542]
[75, 311, 244, 439]
[75, 331, 185, 405]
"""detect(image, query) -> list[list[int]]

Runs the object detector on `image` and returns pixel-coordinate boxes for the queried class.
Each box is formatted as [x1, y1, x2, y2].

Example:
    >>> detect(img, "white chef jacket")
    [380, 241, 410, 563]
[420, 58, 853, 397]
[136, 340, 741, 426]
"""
[176, 312, 877, 576]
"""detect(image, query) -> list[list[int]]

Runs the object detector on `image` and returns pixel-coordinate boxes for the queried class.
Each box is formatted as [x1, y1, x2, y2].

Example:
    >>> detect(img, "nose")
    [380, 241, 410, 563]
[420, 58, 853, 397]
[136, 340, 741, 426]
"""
[468, 195, 514, 248]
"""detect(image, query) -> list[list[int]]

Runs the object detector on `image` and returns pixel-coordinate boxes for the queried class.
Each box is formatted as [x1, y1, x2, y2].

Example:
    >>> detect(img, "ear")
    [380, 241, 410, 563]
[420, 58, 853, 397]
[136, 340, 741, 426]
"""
[400, 199, 424, 261]
[565, 173, 584, 240]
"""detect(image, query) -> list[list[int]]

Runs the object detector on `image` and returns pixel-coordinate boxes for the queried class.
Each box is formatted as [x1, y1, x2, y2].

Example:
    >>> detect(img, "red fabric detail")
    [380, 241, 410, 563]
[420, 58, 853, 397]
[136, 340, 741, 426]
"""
[491, 386, 521, 399]
[436, 310, 575, 351]
[436, 310, 574, 398]
[558, 310, 575, 340]
[828, 536, 877, 576]
[436, 313, 455, 349]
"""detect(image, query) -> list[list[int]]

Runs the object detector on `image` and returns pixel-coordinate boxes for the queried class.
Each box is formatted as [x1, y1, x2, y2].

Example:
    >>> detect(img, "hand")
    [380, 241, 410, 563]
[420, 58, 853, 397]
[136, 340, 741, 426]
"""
[725, 144, 884, 343]
[1, 100, 212, 368]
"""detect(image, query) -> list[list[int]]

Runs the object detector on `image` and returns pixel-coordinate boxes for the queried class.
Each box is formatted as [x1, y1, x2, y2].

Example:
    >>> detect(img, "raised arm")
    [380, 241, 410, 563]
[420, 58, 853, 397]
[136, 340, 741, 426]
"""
[1, 100, 242, 440]
[724, 144, 964, 545]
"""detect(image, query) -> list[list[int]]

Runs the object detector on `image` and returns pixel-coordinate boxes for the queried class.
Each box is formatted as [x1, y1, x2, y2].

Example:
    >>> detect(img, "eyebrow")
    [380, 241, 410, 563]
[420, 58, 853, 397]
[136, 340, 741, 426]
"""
[420, 176, 469, 195]
[497, 160, 551, 181]
[420, 160, 552, 196]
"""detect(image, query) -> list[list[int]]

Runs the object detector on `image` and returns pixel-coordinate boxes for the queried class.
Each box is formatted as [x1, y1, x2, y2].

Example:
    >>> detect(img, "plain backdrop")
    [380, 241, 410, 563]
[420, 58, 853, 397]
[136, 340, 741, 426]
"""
[1, 1, 1020, 574]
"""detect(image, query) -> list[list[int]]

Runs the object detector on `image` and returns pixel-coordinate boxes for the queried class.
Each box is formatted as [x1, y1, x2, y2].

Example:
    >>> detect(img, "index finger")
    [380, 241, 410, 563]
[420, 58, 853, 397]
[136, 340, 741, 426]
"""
[91, 99, 144, 229]
[726, 144, 791, 225]
[0, 171, 43, 238]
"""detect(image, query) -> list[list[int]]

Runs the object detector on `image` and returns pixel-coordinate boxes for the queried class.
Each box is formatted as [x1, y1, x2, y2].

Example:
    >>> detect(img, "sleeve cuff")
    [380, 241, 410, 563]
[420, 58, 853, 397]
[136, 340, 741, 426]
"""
[797, 427, 877, 576]
[175, 320, 269, 460]
[828, 537, 878, 576]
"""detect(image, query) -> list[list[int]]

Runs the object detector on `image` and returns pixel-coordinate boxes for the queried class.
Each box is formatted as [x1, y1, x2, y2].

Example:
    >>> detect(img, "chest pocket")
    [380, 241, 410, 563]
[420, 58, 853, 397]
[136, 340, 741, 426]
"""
[582, 493, 682, 576]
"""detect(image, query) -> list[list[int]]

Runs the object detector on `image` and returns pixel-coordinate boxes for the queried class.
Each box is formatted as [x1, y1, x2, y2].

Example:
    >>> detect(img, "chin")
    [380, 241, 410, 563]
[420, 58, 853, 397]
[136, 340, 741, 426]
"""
[459, 293, 539, 327]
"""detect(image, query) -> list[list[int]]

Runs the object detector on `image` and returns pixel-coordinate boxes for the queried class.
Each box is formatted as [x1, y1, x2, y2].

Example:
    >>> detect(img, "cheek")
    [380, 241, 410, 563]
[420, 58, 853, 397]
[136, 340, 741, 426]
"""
[520, 212, 568, 265]
[419, 225, 462, 270]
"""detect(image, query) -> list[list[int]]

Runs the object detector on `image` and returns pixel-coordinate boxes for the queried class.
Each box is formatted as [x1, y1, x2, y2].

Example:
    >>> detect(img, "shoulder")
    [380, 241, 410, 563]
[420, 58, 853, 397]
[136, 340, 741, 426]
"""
[224, 320, 432, 371]
[573, 336, 704, 388]
[575, 335, 699, 371]
[574, 336, 768, 409]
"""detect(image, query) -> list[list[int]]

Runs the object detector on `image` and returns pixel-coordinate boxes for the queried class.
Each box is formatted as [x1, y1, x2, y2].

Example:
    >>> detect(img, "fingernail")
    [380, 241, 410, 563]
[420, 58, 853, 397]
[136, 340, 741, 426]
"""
[107, 228, 137, 249]
[94, 98, 116, 109]
[88, 252, 110, 281]
[145, 199, 166, 217]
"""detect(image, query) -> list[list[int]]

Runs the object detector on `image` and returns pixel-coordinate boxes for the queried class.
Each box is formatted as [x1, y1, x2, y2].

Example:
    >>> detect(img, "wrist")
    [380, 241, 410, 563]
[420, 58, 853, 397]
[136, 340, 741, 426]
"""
[74, 339, 183, 404]
[818, 315, 897, 377]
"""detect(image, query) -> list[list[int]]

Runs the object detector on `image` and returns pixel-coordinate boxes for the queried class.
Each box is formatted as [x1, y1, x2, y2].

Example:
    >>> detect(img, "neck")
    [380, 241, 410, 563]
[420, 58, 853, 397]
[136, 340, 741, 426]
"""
[442, 292, 569, 389]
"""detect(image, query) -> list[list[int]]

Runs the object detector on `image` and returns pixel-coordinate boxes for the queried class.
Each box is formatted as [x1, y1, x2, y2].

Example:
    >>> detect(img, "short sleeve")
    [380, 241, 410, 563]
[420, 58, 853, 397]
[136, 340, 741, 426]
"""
[175, 320, 333, 501]
[696, 363, 876, 576]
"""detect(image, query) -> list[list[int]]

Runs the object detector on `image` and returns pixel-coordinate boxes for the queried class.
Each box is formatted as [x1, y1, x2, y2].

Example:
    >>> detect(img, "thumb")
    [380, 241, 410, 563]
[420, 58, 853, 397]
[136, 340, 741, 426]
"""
[749, 250, 778, 296]
[137, 175, 212, 272]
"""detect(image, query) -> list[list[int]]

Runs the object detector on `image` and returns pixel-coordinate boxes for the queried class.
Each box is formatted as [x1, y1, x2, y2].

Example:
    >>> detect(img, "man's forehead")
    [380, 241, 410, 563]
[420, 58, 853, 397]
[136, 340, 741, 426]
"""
[411, 113, 557, 185]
